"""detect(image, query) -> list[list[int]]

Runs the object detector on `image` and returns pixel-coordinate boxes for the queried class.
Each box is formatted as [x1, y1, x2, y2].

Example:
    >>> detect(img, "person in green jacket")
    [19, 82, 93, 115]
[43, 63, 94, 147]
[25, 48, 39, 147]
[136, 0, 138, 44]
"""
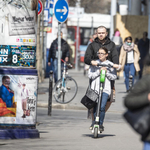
[124, 54, 150, 150]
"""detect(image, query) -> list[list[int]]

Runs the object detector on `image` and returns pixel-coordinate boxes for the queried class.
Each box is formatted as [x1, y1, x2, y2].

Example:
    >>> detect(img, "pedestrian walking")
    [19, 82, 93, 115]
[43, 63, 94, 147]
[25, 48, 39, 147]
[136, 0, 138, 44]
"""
[48, 32, 70, 83]
[84, 25, 119, 129]
[119, 36, 140, 92]
[138, 32, 149, 79]
[112, 28, 123, 80]
[84, 33, 97, 76]
[124, 54, 150, 150]
[112, 28, 123, 56]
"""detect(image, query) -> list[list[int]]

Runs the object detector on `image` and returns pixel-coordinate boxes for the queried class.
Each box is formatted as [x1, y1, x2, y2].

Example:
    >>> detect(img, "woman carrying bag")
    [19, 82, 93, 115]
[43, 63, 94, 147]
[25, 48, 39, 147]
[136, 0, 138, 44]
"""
[124, 54, 150, 150]
[119, 36, 140, 92]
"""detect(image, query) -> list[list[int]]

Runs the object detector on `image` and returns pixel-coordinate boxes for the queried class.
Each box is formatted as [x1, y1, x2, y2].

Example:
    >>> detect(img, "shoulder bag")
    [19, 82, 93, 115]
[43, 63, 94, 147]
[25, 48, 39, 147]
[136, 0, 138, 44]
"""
[81, 78, 99, 109]
[123, 104, 150, 137]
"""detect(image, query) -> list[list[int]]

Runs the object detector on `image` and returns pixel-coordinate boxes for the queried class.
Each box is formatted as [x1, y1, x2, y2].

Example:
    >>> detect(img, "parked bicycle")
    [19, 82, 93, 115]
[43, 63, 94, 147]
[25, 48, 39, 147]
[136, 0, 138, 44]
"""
[53, 59, 78, 104]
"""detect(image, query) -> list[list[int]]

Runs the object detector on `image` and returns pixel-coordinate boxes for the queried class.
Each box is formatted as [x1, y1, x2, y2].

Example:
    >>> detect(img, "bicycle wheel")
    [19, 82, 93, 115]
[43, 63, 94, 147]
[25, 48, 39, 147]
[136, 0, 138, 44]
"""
[53, 76, 78, 104]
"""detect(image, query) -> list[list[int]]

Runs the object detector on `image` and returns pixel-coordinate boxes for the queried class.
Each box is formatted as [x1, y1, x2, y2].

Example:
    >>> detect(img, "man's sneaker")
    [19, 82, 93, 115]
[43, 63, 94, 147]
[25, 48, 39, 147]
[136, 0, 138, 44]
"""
[99, 125, 104, 132]
[89, 123, 94, 130]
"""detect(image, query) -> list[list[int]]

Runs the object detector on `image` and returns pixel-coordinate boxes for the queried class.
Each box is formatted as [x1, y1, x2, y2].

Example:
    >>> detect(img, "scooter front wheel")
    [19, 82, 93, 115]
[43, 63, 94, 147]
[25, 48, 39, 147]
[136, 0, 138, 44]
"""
[94, 127, 98, 138]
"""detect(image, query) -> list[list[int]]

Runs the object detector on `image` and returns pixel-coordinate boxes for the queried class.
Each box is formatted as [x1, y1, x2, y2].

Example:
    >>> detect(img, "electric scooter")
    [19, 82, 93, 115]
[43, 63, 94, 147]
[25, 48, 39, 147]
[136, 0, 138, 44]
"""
[92, 63, 113, 138]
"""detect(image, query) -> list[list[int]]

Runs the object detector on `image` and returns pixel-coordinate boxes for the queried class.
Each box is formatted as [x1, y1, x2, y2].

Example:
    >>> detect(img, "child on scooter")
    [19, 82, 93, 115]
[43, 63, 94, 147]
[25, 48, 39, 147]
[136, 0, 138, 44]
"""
[88, 47, 120, 131]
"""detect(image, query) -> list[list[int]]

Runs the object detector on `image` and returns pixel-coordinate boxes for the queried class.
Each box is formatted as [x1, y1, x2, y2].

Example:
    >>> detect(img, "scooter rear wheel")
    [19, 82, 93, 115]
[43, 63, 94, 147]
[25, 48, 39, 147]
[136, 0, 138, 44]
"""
[94, 127, 98, 138]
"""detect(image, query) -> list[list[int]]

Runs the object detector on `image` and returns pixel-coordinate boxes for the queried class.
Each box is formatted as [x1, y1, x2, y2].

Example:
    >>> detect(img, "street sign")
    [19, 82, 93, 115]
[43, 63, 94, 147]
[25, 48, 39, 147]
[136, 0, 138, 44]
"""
[38, 0, 43, 15]
[68, 7, 84, 18]
[54, 0, 69, 23]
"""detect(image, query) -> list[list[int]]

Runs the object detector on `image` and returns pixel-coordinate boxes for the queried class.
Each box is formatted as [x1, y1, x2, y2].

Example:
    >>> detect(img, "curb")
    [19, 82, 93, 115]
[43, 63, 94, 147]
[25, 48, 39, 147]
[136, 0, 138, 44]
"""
[37, 102, 87, 110]
[37, 103, 124, 114]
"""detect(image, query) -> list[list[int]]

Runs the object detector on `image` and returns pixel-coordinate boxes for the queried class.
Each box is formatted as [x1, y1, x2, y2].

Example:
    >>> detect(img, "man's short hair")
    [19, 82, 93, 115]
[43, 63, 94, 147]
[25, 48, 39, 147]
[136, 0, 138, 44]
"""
[2, 76, 10, 83]
[97, 26, 107, 32]
[57, 31, 63, 35]
[143, 32, 148, 37]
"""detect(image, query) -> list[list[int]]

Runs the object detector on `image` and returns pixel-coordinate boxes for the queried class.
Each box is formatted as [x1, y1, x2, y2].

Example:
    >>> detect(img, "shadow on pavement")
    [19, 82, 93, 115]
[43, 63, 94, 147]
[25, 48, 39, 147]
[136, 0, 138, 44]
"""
[82, 134, 116, 139]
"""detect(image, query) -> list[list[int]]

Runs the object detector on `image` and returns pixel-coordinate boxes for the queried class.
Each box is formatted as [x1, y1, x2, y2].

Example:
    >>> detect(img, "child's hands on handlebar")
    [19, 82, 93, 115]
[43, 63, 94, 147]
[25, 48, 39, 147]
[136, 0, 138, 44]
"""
[100, 67, 107, 73]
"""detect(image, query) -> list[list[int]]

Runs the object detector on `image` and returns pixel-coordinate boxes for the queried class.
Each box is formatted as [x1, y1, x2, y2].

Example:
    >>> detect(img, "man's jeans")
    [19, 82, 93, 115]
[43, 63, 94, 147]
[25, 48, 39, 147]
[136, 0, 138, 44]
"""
[144, 142, 150, 150]
[53, 59, 63, 83]
[124, 63, 135, 91]
[94, 92, 109, 125]
[139, 59, 143, 79]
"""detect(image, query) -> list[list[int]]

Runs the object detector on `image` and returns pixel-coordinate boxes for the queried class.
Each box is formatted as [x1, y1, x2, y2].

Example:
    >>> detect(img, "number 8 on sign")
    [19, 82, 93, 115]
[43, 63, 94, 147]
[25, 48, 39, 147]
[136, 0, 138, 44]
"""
[12, 55, 18, 63]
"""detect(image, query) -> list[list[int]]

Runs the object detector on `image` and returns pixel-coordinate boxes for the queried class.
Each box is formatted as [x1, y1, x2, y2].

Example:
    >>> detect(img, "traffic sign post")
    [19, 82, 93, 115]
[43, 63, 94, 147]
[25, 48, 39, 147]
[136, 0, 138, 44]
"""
[54, 0, 69, 80]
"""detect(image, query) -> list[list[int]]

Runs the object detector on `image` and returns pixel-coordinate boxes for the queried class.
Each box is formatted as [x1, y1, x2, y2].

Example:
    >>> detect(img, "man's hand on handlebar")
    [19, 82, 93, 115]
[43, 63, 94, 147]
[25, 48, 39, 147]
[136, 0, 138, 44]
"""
[148, 93, 150, 102]
[113, 64, 121, 70]
[48, 62, 51, 66]
[91, 60, 98, 66]
[65, 57, 69, 62]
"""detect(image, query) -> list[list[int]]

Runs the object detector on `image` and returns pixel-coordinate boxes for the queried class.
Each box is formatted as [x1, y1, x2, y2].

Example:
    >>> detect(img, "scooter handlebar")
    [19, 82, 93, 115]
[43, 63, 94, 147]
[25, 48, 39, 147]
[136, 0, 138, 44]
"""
[97, 63, 113, 68]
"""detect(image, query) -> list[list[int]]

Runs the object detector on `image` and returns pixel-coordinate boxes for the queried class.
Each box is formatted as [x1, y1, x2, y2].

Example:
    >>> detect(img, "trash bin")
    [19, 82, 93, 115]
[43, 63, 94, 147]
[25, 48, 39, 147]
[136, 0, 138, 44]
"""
[0, 67, 39, 139]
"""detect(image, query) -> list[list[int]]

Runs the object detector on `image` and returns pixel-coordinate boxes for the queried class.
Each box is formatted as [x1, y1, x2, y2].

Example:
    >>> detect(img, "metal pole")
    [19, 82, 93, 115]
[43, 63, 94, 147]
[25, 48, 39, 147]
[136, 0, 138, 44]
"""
[148, 0, 150, 39]
[91, 16, 93, 36]
[148, 0, 150, 53]
[48, 71, 53, 116]
[75, 17, 79, 70]
[110, 0, 116, 39]
[58, 22, 61, 80]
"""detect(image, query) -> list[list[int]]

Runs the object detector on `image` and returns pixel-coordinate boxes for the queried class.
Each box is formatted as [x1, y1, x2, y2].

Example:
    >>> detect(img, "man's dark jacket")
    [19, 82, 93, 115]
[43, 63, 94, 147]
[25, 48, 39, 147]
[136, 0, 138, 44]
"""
[84, 37, 119, 64]
[124, 75, 150, 142]
[48, 38, 70, 62]
[138, 38, 149, 60]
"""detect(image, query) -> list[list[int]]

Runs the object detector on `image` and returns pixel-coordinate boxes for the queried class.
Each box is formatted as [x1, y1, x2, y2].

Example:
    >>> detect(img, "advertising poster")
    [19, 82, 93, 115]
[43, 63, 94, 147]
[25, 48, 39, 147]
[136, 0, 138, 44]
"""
[0, 0, 37, 67]
[0, 45, 36, 67]
[0, 74, 38, 125]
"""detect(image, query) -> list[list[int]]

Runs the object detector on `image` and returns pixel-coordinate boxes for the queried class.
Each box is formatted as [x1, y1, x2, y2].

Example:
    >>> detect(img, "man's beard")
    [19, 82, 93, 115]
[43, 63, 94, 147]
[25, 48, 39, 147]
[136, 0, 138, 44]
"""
[99, 36, 106, 41]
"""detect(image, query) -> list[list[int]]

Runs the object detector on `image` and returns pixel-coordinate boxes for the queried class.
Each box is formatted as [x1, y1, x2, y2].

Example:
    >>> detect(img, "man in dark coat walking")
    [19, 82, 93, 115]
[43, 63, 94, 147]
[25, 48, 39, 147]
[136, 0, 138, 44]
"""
[48, 32, 70, 82]
[138, 32, 149, 79]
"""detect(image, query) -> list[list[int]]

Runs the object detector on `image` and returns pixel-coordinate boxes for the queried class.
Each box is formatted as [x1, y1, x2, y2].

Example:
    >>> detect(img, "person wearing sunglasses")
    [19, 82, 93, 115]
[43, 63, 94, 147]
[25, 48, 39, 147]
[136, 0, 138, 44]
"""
[119, 36, 140, 92]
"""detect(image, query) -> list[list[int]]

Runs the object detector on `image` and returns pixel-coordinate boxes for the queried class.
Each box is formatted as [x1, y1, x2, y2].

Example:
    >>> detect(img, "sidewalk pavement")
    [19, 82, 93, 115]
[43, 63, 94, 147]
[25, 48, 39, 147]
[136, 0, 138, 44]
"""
[37, 68, 129, 114]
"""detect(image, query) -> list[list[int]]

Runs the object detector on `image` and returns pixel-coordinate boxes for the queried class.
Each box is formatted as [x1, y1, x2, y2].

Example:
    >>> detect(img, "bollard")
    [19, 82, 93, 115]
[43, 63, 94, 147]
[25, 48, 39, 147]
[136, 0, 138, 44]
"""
[48, 71, 53, 116]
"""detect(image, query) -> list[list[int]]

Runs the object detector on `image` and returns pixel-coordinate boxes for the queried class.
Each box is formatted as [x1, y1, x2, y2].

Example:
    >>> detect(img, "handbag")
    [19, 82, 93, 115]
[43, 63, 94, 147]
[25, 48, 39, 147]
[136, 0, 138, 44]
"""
[123, 105, 150, 137]
[81, 77, 99, 109]
[85, 80, 98, 102]
[81, 95, 97, 110]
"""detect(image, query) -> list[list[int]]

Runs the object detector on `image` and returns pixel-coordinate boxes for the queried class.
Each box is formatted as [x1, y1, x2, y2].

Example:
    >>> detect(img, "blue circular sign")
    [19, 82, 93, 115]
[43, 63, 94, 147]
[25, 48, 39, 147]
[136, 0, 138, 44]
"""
[54, 0, 69, 23]
[38, 0, 43, 15]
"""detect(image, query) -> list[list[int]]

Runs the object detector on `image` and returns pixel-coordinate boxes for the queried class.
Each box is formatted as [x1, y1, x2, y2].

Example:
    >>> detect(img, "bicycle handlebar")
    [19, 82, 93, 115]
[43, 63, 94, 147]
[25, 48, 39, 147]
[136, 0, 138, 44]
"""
[61, 59, 73, 68]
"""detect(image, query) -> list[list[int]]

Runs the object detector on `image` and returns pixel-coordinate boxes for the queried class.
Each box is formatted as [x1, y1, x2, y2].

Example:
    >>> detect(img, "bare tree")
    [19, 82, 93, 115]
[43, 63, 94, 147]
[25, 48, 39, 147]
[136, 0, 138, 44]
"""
[68, 0, 111, 14]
